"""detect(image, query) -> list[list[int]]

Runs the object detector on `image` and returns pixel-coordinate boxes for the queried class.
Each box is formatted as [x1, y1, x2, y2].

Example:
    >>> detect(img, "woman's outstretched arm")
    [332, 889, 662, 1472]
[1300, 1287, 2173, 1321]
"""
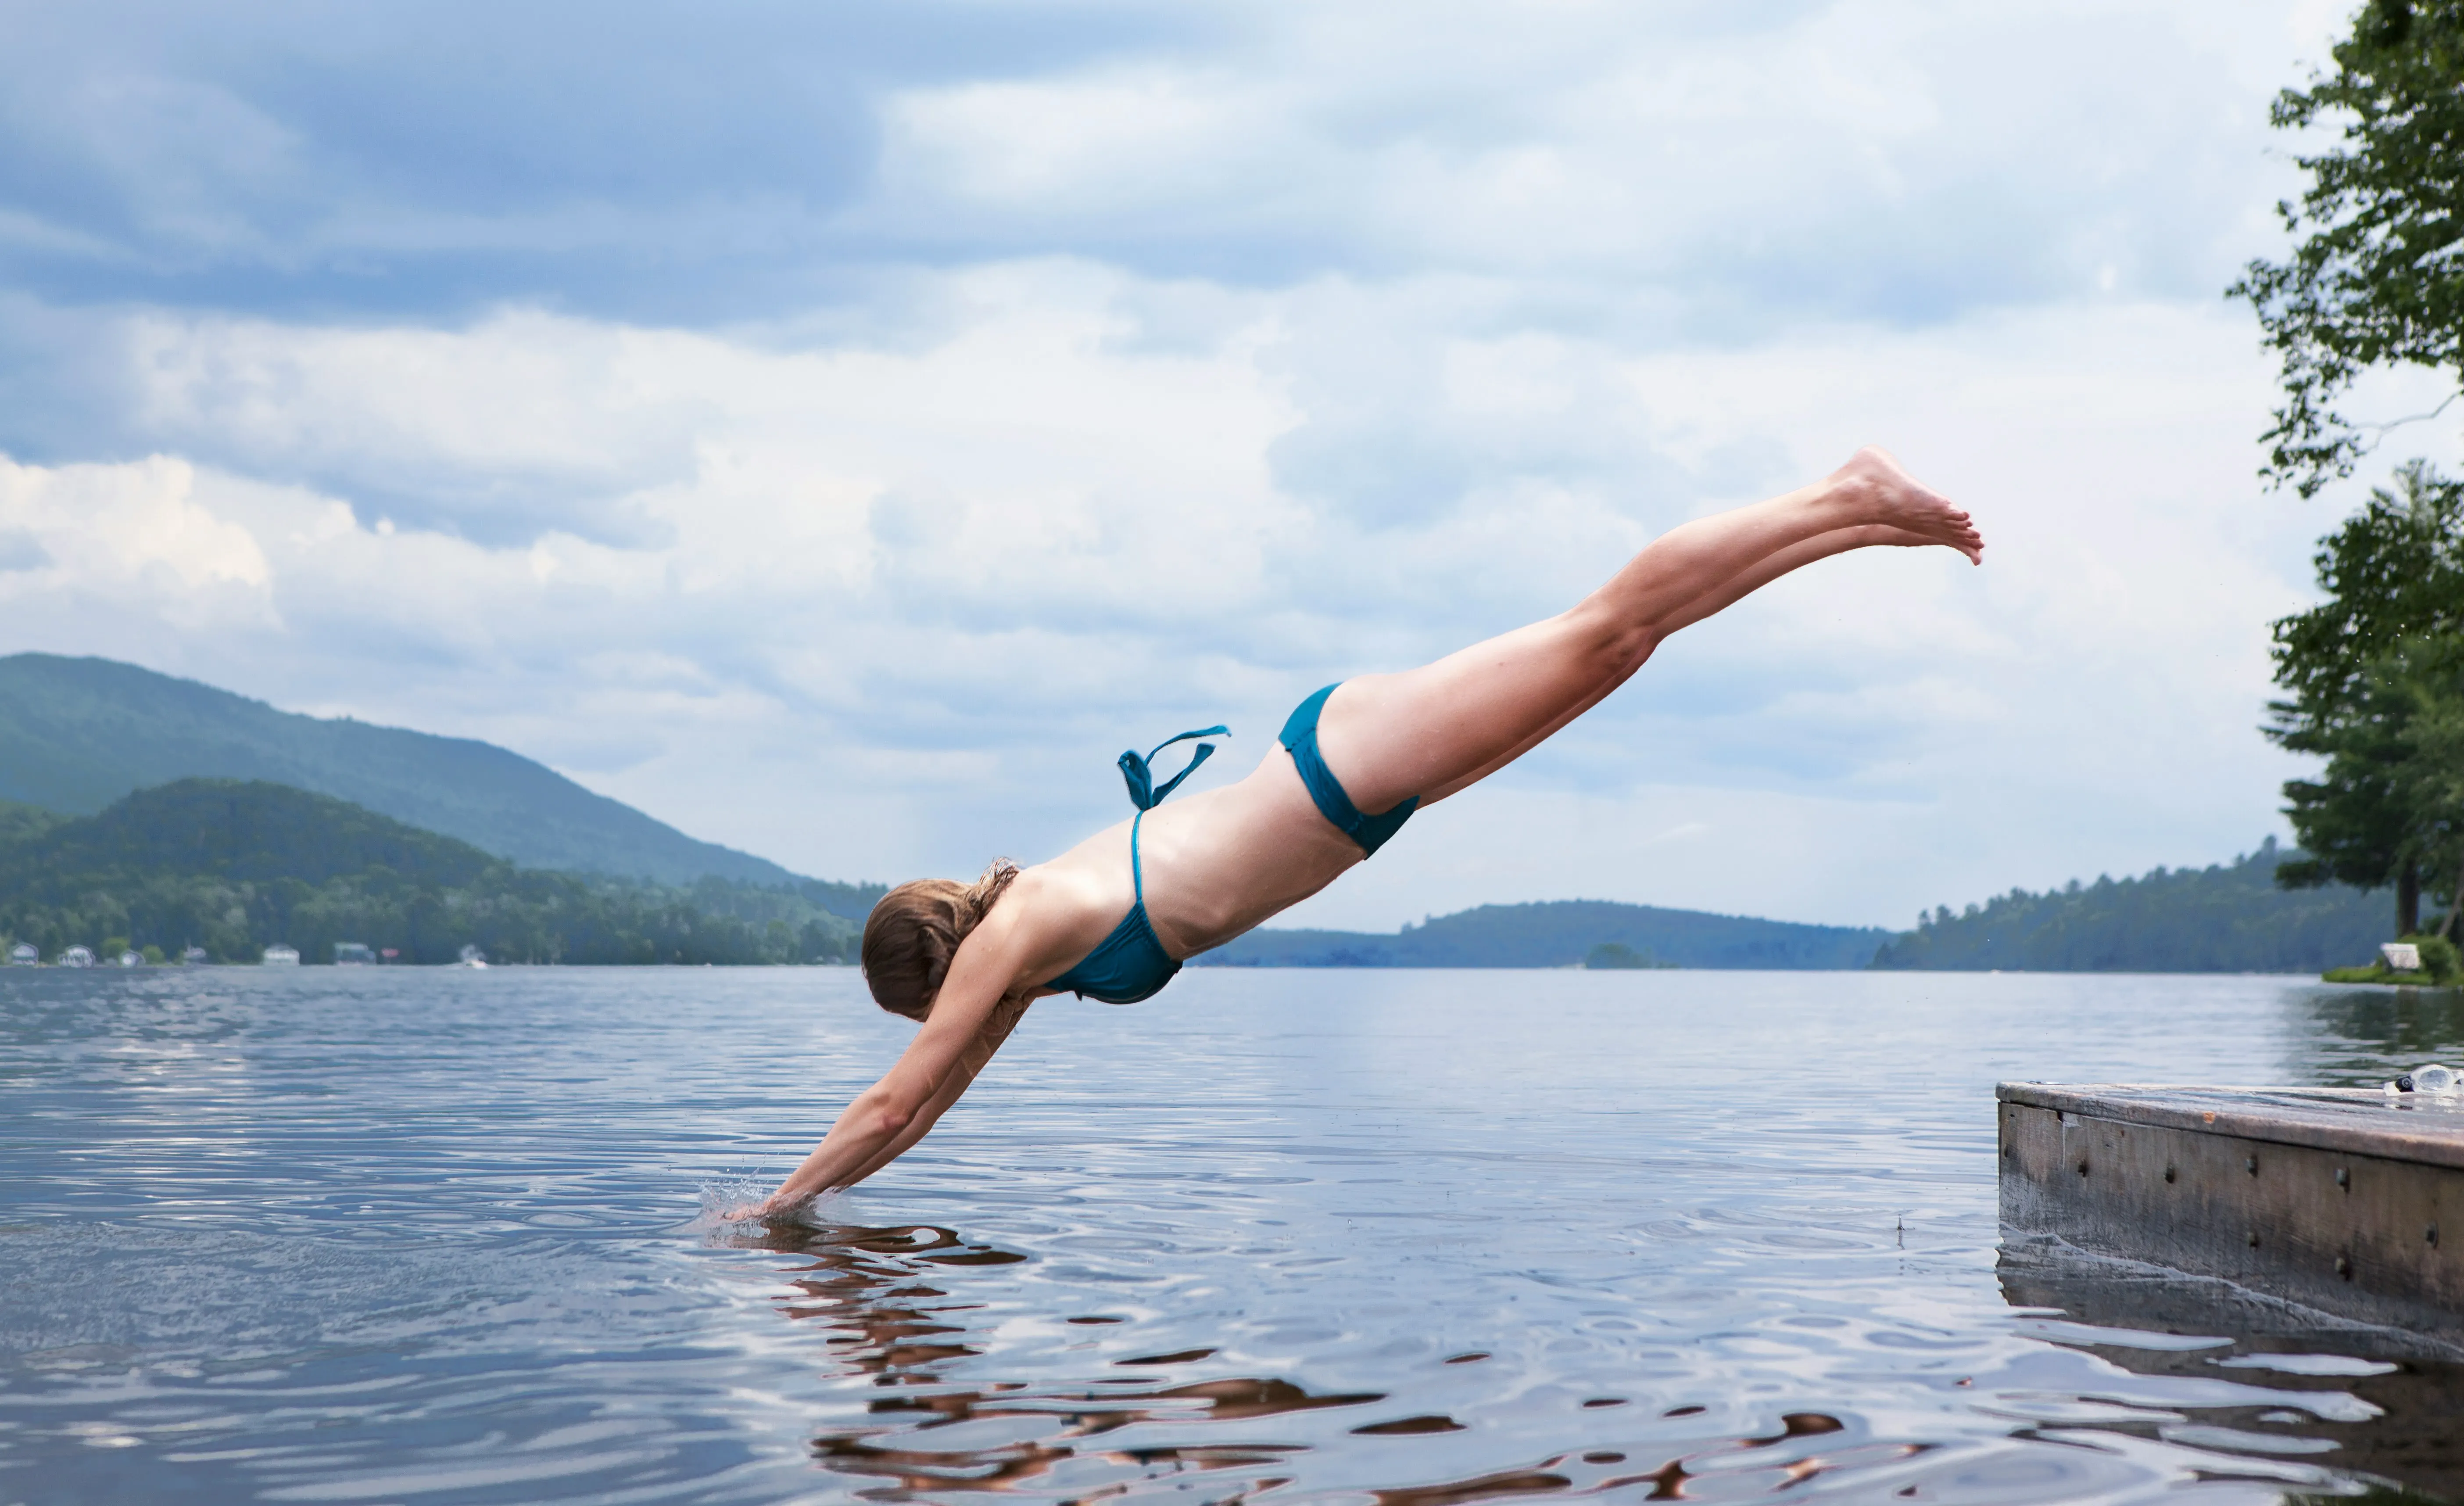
[747, 906, 1040, 1215]
[829, 996, 1031, 1190]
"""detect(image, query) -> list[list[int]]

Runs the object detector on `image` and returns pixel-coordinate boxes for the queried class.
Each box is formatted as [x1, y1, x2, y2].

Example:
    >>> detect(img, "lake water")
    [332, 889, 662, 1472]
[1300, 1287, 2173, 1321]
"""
[6, 967, 2464, 1505]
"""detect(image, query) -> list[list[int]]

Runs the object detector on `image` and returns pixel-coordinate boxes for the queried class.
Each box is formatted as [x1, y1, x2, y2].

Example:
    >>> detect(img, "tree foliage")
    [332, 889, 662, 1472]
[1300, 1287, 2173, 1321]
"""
[2231, 0, 2464, 495]
[1866, 838, 2385, 972]
[2267, 463, 2464, 932]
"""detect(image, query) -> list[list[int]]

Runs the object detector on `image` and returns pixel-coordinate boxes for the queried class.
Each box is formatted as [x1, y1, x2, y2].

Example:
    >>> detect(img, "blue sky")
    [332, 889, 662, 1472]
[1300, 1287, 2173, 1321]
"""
[1, 0, 2449, 929]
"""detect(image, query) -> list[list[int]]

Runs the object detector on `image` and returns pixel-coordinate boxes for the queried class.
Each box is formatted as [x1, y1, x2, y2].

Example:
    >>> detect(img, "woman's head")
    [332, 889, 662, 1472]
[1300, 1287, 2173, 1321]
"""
[861, 860, 1020, 1021]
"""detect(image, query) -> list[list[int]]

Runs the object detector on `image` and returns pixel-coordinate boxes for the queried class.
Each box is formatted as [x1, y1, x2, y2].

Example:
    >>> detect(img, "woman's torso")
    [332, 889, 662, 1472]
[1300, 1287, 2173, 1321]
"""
[1010, 747, 1363, 997]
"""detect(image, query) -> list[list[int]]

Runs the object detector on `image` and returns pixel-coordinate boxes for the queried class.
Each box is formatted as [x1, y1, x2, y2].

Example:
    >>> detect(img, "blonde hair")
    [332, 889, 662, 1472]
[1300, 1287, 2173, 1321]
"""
[861, 860, 1021, 1021]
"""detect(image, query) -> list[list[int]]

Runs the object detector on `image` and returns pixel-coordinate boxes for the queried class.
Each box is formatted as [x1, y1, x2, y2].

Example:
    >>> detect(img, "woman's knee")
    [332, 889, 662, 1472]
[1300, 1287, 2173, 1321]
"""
[1562, 602, 1656, 678]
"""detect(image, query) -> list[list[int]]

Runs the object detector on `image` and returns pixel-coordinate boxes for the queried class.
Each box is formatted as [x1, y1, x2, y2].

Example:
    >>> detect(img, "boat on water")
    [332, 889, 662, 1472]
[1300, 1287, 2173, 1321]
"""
[261, 945, 301, 966]
[458, 944, 488, 970]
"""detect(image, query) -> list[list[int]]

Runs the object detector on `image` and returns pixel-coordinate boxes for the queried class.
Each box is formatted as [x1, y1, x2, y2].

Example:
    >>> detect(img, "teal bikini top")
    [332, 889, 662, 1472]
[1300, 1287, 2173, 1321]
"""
[1042, 724, 1226, 1005]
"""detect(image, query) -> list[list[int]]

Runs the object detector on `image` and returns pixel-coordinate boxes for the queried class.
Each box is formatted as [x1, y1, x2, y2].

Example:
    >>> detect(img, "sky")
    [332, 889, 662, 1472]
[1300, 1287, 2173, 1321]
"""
[0, 0, 2452, 932]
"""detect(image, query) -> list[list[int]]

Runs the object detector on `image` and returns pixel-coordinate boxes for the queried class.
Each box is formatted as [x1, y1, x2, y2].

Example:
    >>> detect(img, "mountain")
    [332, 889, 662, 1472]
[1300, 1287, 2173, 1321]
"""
[0, 653, 811, 887]
[1868, 837, 2386, 973]
[1194, 899, 1891, 971]
[1196, 838, 2395, 975]
[0, 779, 860, 965]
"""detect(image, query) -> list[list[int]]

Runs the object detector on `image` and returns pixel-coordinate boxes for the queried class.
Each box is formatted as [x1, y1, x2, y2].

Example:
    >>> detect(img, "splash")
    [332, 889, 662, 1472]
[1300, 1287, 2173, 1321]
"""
[693, 1176, 839, 1232]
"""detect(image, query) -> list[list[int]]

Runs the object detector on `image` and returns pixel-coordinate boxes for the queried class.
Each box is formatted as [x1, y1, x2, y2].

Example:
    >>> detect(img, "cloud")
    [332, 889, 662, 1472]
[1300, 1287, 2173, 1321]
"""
[871, 0, 2287, 326]
[0, 1, 2317, 327]
[0, 1, 1196, 319]
[0, 0, 2396, 929]
[0, 453, 270, 593]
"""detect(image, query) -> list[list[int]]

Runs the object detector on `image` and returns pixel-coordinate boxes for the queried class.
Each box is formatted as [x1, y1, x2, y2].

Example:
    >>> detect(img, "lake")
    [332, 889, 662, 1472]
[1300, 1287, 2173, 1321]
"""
[5, 966, 2464, 1504]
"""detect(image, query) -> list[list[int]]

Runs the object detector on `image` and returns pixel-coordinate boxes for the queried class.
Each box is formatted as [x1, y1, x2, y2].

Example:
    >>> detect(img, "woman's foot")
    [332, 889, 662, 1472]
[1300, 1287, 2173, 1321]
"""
[1828, 446, 1983, 563]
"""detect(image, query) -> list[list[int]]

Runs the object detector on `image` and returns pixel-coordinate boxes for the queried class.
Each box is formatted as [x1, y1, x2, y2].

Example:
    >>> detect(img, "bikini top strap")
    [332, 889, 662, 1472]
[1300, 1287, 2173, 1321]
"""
[1131, 809, 1146, 905]
[1116, 724, 1231, 810]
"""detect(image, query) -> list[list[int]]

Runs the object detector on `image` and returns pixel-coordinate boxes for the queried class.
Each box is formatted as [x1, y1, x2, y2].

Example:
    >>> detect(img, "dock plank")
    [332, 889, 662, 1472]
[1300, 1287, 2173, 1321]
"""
[2000, 1082, 2464, 1169]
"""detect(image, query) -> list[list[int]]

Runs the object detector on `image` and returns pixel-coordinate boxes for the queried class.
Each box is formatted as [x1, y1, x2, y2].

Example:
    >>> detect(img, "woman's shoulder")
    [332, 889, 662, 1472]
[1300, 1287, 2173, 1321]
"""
[1004, 857, 1114, 920]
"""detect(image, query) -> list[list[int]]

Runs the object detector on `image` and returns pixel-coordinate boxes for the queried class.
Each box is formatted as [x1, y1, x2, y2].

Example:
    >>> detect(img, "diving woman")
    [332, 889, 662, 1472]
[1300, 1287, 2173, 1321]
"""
[745, 446, 1981, 1215]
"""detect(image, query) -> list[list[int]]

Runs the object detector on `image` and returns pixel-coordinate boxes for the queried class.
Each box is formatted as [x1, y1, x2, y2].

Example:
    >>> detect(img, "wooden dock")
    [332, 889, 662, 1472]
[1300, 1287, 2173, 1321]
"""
[1999, 1082, 2464, 1339]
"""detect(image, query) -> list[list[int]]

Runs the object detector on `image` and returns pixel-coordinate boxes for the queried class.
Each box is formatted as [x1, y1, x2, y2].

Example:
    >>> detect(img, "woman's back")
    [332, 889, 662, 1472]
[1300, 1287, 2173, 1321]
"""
[1025, 747, 1365, 979]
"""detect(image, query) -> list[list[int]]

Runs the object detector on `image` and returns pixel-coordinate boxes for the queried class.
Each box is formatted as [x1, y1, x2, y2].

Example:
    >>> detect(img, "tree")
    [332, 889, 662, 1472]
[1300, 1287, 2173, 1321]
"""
[2268, 463, 2464, 933]
[2396, 645, 2464, 934]
[2231, 0, 2464, 495]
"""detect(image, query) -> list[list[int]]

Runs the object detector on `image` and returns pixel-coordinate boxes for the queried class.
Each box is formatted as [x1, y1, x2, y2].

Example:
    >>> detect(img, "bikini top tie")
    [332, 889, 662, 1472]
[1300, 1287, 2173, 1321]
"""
[1117, 724, 1228, 810]
[1042, 722, 1229, 1005]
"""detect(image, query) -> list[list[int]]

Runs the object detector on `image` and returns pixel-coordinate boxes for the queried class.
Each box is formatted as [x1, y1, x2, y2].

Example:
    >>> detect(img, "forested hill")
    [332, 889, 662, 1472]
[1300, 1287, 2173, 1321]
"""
[1868, 837, 2385, 973]
[1195, 900, 1889, 971]
[1197, 839, 2391, 974]
[0, 653, 837, 890]
[0, 779, 862, 966]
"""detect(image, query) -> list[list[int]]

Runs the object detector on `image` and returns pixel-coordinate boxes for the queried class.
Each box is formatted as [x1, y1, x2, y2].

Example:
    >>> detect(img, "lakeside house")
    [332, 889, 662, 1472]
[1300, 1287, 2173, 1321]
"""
[261, 944, 300, 966]
[59, 946, 93, 968]
[334, 943, 376, 965]
[9, 942, 36, 966]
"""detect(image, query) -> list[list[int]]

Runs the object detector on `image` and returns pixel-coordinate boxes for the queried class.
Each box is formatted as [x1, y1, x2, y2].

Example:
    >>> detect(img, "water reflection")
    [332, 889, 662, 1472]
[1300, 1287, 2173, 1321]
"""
[734, 1219, 1920, 1504]
[731, 1218, 1370, 1494]
[2289, 982, 2464, 1087]
[741, 1206, 2464, 1503]
[2000, 1237, 2464, 1500]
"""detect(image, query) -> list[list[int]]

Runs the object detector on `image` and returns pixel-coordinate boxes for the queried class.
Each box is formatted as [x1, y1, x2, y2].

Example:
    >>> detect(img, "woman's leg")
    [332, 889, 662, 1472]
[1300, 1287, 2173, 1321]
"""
[1411, 519, 1959, 799]
[1316, 447, 1980, 812]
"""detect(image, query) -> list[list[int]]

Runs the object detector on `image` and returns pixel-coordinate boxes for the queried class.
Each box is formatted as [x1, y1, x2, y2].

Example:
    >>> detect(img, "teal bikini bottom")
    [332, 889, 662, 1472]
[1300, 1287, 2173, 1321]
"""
[1042, 685, 1416, 1004]
[1277, 683, 1418, 857]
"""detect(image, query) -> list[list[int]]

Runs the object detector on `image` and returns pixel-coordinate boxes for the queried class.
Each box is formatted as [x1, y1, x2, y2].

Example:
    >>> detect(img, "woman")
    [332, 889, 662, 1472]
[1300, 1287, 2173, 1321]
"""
[746, 447, 1981, 1215]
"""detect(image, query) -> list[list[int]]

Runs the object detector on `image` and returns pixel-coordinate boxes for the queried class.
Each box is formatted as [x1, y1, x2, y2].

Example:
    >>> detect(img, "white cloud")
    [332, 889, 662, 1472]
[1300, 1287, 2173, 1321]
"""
[864, 0, 2311, 326]
[0, 455, 276, 639]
